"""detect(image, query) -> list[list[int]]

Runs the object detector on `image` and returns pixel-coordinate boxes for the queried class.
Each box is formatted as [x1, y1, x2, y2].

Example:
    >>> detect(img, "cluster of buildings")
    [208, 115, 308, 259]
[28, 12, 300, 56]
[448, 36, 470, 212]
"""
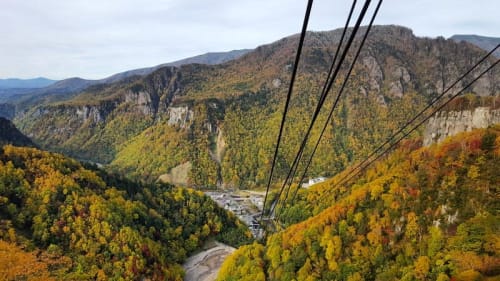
[205, 191, 264, 238]
[204, 177, 328, 239]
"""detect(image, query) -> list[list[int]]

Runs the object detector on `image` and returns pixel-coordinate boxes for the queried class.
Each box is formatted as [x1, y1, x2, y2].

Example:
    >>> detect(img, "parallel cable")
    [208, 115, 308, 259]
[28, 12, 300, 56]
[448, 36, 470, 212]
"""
[278, 0, 358, 210]
[269, 0, 373, 218]
[334, 56, 499, 192]
[286, 0, 384, 208]
[272, 0, 373, 218]
[260, 0, 314, 223]
[331, 44, 500, 189]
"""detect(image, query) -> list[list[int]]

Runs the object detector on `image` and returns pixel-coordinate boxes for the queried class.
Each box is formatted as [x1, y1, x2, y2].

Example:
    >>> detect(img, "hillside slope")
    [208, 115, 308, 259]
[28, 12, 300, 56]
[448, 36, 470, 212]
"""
[218, 127, 500, 281]
[0, 117, 34, 147]
[15, 25, 500, 187]
[0, 145, 252, 280]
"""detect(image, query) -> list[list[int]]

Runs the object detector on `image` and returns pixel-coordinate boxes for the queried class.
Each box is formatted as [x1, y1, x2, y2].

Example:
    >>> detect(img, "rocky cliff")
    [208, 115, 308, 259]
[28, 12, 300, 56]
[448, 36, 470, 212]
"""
[424, 106, 500, 145]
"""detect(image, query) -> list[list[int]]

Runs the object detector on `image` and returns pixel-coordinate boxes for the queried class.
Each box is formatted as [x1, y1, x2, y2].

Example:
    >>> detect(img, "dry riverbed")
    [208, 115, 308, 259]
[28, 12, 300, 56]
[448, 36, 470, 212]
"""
[183, 241, 235, 281]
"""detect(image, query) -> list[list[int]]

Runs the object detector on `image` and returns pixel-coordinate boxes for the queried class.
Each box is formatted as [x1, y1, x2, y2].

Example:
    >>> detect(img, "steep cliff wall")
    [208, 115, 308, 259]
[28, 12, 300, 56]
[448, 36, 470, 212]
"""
[167, 106, 194, 127]
[424, 107, 500, 145]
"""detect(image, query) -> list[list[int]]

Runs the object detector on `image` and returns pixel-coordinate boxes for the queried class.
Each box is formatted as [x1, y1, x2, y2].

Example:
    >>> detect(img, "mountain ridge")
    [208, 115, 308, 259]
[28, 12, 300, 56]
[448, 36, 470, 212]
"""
[101, 49, 252, 84]
[13, 25, 500, 188]
[0, 49, 250, 111]
[450, 34, 500, 58]
[0, 77, 57, 89]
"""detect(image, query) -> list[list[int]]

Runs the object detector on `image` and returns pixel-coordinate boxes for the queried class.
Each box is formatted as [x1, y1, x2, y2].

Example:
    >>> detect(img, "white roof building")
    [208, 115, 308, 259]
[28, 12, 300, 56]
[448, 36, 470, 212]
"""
[302, 177, 327, 188]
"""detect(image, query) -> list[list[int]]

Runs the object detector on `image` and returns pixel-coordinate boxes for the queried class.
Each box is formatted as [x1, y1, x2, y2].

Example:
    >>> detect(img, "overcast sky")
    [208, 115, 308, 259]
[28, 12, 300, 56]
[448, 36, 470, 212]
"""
[1, 0, 498, 80]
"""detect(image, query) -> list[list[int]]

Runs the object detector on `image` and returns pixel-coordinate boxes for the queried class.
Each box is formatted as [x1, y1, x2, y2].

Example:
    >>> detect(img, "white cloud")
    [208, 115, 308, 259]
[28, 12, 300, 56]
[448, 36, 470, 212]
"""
[1, 0, 498, 79]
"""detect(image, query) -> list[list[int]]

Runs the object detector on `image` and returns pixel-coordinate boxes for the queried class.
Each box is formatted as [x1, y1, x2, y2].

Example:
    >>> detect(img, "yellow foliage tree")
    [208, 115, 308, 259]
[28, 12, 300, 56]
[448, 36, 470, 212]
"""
[0, 240, 55, 281]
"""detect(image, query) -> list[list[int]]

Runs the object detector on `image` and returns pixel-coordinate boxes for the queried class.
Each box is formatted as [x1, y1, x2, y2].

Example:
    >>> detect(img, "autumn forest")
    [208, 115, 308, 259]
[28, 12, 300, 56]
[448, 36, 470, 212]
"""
[0, 19, 499, 281]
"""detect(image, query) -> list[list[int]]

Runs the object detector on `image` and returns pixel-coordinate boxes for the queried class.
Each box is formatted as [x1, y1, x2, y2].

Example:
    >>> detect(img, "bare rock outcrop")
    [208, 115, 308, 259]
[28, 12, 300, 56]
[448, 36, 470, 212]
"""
[424, 107, 500, 145]
[76, 106, 104, 123]
[362, 55, 383, 91]
[167, 106, 193, 128]
[125, 90, 155, 115]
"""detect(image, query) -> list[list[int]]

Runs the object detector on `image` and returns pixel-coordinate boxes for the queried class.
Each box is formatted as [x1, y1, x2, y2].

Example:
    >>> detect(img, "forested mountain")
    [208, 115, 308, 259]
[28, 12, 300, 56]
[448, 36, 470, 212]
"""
[0, 145, 252, 280]
[13, 25, 500, 188]
[217, 126, 500, 281]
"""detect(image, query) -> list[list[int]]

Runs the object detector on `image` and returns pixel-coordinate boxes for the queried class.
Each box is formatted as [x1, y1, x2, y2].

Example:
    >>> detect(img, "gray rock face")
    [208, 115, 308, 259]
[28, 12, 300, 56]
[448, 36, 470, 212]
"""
[472, 75, 492, 96]
[362, 55, 383, 91]
[388, 66, 411, 97]
[389, 81, 404, 98]
[423, 107, 500, 145]
[125, 90, 155, 115]
[167, 106, 193, 128]
[76, 106, 104, 123]
[395, 66, 411, 84]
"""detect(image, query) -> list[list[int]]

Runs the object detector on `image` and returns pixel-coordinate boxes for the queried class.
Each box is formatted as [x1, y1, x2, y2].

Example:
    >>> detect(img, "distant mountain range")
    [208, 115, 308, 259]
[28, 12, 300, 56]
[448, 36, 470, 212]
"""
[101, 49, 252, 84]
[450, 34, 500, 57]
[0, 49, 252, 109]
[0, 77, 57, 89]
